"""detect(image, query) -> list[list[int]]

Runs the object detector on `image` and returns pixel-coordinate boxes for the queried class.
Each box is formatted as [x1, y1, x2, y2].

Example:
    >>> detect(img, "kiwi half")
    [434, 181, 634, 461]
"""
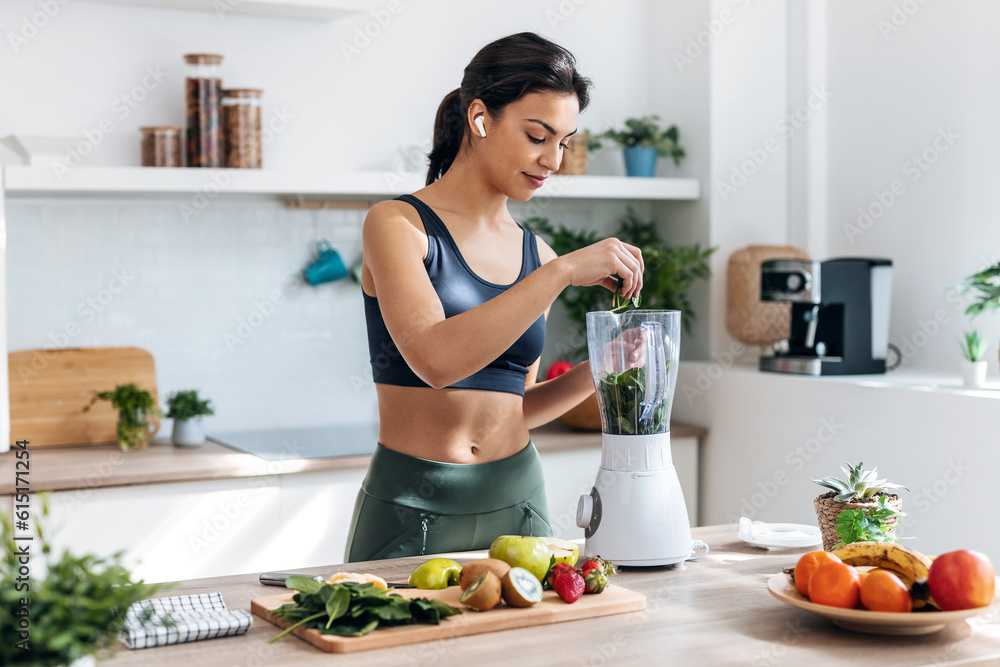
[459, 571, 502, 611]
[459, 558, 512, 592]
[501, 567, 542, 607]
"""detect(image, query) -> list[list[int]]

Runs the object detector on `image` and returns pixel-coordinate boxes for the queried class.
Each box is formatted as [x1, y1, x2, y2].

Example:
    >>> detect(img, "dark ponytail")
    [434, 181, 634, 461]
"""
[425, 32, 593, 186]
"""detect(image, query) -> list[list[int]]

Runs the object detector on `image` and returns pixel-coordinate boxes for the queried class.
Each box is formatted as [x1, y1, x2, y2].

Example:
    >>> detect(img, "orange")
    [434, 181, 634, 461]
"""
[860, 569, 912, 612]
[795, 551, 843, 597]
[808, 561, 861, 609]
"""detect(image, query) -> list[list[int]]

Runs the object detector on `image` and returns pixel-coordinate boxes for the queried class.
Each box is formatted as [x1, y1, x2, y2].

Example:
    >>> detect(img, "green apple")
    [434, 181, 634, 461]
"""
[488, 535, 550, 583]
[539, 536, 579, 567]
[408, 558, 462, 590]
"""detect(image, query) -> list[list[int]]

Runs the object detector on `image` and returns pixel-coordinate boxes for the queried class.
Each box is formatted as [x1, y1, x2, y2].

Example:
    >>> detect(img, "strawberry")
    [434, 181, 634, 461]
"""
[553, 569, 585, 603]
[547, 562, 577, 589]
[584, 569, 607, 594]
[581, 559, 603, 576]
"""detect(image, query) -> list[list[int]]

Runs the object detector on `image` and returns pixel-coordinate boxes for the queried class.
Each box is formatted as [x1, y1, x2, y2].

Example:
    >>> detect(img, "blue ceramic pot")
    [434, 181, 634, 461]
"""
[623, 146, 658, 177]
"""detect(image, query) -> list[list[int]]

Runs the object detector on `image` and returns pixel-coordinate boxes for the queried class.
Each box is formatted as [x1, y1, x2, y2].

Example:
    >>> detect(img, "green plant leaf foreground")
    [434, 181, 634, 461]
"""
[269, 580, 462, 641]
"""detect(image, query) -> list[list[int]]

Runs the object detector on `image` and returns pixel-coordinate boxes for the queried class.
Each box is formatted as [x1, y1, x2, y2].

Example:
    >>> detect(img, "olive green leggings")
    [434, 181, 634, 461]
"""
[344, 440, 553, 563]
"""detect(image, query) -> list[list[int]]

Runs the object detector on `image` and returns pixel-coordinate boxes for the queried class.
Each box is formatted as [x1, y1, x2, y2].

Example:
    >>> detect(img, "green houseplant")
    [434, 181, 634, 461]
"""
[526, 206, 715, 362]
[82, 383, 161, 451]
[165, 389, 215, 447]
[811, 462, 908, 551]
[588, 115, 686, 177]
[1, 494, 168, 666]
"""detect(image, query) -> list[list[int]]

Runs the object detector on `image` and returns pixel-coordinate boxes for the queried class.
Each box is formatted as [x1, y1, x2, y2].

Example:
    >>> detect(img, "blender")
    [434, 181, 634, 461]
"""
[576, 309, 692, 566]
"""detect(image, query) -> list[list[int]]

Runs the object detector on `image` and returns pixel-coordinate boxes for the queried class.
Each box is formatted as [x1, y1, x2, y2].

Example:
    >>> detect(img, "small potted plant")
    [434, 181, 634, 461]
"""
[1, 494, 168, 666]
[812, 462, 908, 551]
[959, 262, 999, 366]
[165, 389, 215, 447]
[82, 383, 161, 451]
[960, 330, 989, 388]
[589, 115, 686, 177]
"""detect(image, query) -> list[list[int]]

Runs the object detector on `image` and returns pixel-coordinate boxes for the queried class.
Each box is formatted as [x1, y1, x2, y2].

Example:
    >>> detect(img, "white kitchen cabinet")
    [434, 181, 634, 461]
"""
[19, 476, 283, 583]
[275, 467, 368, 567]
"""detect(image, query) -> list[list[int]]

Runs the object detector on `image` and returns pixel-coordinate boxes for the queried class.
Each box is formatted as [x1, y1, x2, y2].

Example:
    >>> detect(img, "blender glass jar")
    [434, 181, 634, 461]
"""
[585, 310, 680, 436]
[184, 53, 223, 168]
[222, 88, 262, 169]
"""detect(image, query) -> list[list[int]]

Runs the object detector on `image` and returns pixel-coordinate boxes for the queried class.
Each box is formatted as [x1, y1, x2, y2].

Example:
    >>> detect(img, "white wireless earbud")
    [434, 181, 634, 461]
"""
[475, 116, 486, 138]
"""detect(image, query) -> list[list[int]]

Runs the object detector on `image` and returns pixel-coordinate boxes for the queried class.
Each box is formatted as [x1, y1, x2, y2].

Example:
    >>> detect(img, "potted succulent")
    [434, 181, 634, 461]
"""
[812, 462, 908, 551]
[528, 208, 713, 431]
[1, 494, 167, 666]
[960, 330, 989, 388]
[588, 115, 686, 177]
[165, 389, 215, 447]
[82, 383, 161, 451]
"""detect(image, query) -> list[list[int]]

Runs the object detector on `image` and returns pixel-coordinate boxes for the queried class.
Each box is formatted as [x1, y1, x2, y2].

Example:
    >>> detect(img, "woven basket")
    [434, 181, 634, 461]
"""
[557, 392, 603, 431]
[726, 245, 810, 345]
[813, 491, 903, 551]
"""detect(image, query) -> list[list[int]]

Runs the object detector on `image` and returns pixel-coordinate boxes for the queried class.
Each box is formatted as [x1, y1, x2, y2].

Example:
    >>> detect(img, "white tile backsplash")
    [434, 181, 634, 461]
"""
[7, 199, 374, 433]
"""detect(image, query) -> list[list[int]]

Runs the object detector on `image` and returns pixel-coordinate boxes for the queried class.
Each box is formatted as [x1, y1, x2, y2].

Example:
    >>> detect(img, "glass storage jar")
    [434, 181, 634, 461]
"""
[183, 53, 223, 168]
[222, 88, 263, 169]
[139, 126, 181, 167]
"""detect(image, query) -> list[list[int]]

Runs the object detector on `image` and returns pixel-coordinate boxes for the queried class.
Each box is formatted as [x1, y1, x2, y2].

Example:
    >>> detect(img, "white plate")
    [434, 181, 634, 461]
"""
[738, 518, 821, 548]
[767, 571, 995, 635]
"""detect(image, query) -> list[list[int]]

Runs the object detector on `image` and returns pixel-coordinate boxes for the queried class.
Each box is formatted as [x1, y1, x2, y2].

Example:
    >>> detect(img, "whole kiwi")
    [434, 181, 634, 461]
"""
[459, 571, 502, 611]
[459, 558, 512, 592]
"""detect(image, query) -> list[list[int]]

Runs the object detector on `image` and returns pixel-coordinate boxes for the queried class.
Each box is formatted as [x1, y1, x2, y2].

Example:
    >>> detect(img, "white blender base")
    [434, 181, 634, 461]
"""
[578, 435, 692, 567]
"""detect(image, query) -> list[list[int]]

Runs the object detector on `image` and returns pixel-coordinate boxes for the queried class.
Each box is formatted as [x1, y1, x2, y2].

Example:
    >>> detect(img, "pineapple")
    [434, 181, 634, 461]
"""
[812, 461, 908, 503]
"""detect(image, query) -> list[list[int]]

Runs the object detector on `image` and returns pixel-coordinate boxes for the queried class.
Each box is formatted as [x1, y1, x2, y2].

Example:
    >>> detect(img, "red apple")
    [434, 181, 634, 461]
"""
[927, 549, 996, 611]
[545, 360, 574, 380]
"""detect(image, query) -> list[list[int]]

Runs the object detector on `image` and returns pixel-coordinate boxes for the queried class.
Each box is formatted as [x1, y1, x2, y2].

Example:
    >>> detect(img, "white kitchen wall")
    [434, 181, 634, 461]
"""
[1, 0, 708, 432]
[822, 0, 1000, 376]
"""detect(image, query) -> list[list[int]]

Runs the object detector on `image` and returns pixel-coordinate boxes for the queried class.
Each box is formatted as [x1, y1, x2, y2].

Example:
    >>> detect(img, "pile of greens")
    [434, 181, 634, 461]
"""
[597, 363, 671, 435]
[833, 496, 907, 549]
[270, 576, 461, 641]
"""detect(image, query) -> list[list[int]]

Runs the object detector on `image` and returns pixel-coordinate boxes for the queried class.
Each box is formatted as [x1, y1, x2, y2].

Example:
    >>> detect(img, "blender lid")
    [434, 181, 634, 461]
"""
[738, 517, 822, 548]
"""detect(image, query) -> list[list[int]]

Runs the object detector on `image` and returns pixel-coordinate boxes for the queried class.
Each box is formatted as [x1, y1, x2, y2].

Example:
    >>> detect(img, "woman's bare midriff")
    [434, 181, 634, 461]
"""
[374, 383, 530, 464]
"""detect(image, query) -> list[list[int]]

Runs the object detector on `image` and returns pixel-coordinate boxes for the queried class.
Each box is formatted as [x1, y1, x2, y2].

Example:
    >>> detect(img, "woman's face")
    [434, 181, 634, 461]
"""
[477, 91, 580, 201]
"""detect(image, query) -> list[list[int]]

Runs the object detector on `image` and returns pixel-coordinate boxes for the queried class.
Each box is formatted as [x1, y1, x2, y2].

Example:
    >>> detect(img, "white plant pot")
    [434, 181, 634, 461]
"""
[172, 416, 206, 447]
[962, 360, 988, 388]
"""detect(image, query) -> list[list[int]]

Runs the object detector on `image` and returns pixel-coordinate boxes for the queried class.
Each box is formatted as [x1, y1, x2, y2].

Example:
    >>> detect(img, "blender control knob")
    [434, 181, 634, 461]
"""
[577, 494, 593, 530]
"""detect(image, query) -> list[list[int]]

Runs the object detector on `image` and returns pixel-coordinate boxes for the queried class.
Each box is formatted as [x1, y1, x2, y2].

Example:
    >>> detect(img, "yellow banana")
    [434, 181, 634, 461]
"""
[832, 542, 932, 581]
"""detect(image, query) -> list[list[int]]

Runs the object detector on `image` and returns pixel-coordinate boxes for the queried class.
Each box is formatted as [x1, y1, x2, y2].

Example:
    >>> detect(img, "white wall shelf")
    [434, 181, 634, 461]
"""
[78, 0, 377, 21]
[2, 166, 701, 202]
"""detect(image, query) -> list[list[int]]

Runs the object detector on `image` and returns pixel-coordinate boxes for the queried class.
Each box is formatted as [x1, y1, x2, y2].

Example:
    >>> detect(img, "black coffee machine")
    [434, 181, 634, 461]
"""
[759, 258, 893, 376]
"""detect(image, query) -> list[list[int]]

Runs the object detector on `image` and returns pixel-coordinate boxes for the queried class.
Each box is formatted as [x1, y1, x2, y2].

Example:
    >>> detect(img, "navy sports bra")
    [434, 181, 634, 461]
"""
[362, 194, 546, 396]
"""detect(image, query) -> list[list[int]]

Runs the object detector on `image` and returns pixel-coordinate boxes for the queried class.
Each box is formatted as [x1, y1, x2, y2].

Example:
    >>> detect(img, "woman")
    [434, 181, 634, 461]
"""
[345, 32, 645, 563]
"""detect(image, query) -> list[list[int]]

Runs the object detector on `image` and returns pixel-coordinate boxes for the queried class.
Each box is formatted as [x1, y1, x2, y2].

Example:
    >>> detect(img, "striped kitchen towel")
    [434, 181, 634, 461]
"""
[120, 592, 252, 649]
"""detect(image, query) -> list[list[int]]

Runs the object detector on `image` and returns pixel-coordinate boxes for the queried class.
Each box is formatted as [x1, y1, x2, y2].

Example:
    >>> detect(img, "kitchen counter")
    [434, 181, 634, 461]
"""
[0, 420, 708, 494]
[95, 524, 1000, 666]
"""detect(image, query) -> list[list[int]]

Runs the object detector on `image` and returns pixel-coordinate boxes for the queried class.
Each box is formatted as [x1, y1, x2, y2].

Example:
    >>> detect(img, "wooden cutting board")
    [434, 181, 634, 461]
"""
[253, 584, 646, 653]
[8, 347, 159, 447]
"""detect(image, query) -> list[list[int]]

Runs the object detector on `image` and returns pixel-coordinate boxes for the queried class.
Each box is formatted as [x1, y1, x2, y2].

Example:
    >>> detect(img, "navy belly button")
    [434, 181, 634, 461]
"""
[470, 445, 480, 455]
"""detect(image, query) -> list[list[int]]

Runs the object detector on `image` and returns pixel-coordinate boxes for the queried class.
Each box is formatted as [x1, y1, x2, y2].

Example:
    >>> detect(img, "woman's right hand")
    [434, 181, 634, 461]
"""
[557, 238, 645, 299]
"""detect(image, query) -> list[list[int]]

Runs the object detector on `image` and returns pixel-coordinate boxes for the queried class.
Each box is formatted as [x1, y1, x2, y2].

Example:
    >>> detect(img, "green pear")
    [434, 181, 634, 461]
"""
[408, 558, 462, 590]
[488, 535, 550, 583]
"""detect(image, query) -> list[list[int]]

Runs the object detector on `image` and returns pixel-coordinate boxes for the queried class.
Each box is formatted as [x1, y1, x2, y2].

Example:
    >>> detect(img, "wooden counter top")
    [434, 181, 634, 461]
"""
[0, 421, 708, 495]
[95, 524, 1000, 666]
